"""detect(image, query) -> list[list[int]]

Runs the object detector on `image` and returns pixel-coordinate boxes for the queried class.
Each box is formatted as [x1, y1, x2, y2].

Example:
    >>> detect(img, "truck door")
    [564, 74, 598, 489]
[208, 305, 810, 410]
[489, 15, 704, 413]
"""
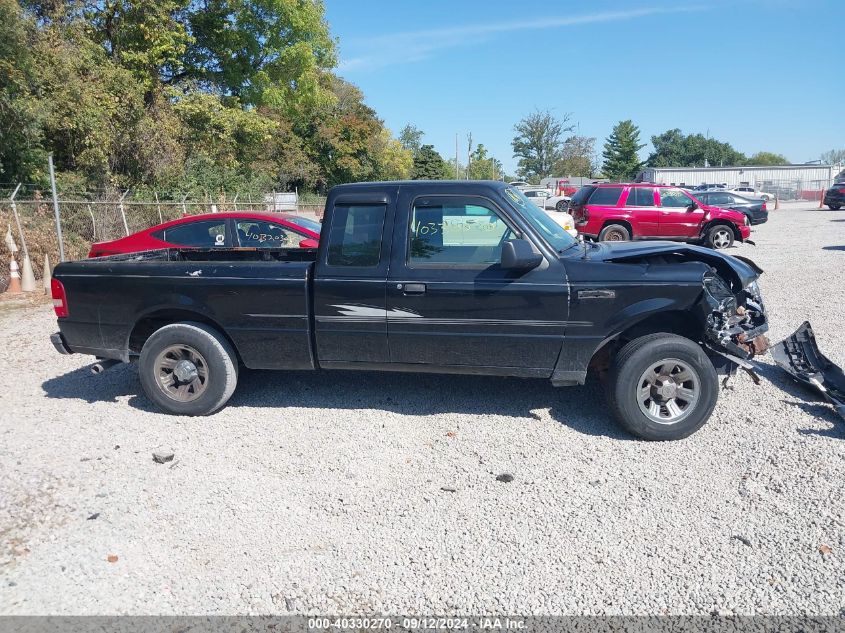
[385, 189, 567, 372]
[313, 190, 394, 364]
[657, 187, 706, 238]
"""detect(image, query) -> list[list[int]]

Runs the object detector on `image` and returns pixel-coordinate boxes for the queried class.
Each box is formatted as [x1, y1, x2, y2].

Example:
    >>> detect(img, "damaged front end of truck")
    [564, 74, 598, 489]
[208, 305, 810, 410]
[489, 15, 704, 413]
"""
[603, 243, 770, 381]
[698, 268, 769, 381]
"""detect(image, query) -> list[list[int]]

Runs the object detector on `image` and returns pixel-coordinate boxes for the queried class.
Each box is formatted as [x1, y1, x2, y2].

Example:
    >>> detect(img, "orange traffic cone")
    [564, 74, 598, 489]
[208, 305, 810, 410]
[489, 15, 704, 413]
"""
[7, 257, 22, 294]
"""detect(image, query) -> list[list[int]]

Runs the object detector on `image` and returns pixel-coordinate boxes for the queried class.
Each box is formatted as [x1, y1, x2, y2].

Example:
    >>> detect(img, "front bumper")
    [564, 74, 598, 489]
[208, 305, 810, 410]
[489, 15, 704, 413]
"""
[772, 322, 845, 420]
[50, 331, 73, 355]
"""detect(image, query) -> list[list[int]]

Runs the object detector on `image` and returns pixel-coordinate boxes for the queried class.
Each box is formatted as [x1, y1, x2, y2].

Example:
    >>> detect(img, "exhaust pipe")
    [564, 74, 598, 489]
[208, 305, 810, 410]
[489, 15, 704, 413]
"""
[91, 359, 121, 375]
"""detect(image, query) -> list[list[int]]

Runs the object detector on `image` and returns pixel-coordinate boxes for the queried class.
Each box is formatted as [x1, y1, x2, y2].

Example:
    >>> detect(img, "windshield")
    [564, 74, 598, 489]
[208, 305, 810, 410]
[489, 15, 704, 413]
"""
[502, 187, 578, 252]
[286, 216, 322, 234]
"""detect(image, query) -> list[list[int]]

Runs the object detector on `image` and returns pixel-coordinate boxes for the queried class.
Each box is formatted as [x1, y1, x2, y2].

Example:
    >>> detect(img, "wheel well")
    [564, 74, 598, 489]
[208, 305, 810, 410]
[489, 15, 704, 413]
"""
[703, 220, 740, 239]
[588, 310, 700, 372]
[600, 219, 633, 237]
[128, 310, 242, 362]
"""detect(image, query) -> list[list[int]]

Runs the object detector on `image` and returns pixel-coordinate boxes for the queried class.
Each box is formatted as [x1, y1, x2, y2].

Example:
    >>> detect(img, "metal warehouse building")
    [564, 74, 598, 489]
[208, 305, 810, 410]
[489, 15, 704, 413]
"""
[637, 164, 843, 200]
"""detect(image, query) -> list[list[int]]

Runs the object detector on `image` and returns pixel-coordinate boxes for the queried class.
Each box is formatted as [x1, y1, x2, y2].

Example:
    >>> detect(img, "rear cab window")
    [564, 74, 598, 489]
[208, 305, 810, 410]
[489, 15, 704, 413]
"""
[325, 204, 386, 267]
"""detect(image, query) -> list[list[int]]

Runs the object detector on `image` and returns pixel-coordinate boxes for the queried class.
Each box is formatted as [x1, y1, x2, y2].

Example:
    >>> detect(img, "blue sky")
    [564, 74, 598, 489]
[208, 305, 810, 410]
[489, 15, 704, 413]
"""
[325, 0, 842, 175]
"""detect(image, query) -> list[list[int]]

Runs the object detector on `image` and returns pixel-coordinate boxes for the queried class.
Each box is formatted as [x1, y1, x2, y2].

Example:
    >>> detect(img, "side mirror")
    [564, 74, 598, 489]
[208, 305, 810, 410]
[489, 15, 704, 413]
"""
[299, 238, 319, 248]
[501, 239, 542, 271]
[687, 202, 698, 211]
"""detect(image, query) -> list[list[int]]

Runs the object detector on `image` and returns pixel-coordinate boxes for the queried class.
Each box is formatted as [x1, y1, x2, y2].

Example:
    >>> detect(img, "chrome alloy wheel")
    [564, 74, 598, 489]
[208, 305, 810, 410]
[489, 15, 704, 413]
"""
[154, 344, 209, 402]
[636, 359, 700, 424]
[712, 228, 732, 249]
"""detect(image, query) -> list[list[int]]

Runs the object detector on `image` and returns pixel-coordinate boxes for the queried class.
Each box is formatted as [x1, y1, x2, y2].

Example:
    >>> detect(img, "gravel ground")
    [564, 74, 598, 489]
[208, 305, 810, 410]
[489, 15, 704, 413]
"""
[1, 201, 844, 615]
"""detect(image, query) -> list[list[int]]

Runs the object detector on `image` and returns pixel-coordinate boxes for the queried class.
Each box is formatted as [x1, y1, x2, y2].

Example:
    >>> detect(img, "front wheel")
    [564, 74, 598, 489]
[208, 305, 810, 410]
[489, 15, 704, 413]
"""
[829, 205, 841, 210]
[139, 322, 238, 415]
[555, 200, 569, 212]
[607, 334, 719, 440]
[705, 224, 734, 249]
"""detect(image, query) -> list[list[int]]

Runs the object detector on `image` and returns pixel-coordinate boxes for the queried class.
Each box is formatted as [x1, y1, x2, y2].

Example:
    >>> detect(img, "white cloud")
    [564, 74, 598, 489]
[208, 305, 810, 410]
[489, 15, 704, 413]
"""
[338, 5, 706, 72]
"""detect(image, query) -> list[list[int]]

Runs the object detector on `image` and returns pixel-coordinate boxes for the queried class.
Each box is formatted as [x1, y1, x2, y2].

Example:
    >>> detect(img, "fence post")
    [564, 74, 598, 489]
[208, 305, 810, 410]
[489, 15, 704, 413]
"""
[118, 189, 130, 236]
[155, 192, 163, 224]
[48, 154, 65, 261]
[232, 193, 239, 212]
[87, 204, 96, 240]
[9, 183, 28, 258]
[181, 194, 188, 216]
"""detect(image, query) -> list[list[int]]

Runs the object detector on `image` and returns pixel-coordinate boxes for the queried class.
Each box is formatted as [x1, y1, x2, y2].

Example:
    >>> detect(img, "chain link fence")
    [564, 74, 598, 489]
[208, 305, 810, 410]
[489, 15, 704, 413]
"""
[0, 187, 326, 289]
[753, 179, 829, 201]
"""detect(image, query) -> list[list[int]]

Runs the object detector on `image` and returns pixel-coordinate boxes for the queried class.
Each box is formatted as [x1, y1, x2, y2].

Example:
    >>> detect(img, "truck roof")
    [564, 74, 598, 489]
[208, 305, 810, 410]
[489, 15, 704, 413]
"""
[329, 180, 509, 193]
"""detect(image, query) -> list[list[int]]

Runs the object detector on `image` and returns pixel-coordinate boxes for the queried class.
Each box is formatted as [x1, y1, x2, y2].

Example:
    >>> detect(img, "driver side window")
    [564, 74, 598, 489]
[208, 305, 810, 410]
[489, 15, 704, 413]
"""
[660, 189, 693, 208]
[409, 198, 512, 267]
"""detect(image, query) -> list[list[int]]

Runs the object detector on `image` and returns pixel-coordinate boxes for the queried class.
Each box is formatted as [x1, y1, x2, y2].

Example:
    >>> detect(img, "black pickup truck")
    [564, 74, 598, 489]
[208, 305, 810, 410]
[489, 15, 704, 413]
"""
[50, 181, 769, 440]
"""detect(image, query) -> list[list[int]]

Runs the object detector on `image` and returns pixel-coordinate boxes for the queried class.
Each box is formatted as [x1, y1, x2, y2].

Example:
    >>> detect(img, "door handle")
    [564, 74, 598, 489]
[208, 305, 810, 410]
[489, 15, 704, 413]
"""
[398, 283, 426, 295]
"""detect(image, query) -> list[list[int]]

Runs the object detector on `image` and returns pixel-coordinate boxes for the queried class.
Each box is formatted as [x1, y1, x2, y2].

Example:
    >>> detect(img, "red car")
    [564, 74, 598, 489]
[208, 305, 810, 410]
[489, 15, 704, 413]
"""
[88, 212, 321, 258]
[569, 183, 751, 249]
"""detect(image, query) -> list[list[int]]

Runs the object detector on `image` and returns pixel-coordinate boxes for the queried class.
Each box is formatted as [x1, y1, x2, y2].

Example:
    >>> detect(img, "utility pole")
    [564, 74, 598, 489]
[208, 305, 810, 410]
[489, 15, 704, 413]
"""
[466, 133, 473, 180]
[455, 133, 459, 179]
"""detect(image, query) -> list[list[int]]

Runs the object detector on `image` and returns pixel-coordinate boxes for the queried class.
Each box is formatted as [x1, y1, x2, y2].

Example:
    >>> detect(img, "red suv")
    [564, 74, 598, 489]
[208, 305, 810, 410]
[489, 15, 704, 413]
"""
[569, 183, 751, 249]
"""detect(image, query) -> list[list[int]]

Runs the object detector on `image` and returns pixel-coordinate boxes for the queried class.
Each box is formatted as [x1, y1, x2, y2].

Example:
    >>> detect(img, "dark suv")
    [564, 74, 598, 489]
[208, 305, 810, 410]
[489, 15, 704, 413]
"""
[824, 183, 845, 210]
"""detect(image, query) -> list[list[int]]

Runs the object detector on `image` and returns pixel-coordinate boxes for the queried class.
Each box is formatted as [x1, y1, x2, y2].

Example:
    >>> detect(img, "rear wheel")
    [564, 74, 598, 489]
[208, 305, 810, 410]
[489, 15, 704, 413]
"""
[706, 224, 734, 249]
[139, 322, 238, 416]
[829, 205, 841, 210]
[556, 200, 569, 212]
[598, 224, 631, 242]
[607, 334, 718, 441]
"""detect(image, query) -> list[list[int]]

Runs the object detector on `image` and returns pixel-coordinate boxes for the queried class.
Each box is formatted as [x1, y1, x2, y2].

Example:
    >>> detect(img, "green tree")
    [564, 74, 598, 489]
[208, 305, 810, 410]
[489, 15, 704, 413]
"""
[184, 0, 336, 110]
[398, 124, 425, 156]
[744, 151, 788, 165]
[647, 129, 746, 167]
[553, 135, 596, 177]
[511, 109, 572, 180]
[602, 120, 644, 181]
[411, 144, 447, 180]
[467, 144, 502, 180]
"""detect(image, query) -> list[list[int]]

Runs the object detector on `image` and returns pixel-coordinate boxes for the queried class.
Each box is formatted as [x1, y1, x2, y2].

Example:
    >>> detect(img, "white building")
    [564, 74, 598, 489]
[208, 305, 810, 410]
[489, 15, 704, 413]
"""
[637, 164, 843, 200]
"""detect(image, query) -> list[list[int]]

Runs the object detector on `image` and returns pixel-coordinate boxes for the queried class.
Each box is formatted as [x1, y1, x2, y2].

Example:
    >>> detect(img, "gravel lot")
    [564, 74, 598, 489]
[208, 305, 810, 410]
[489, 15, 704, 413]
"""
[1, 201, 844, 615]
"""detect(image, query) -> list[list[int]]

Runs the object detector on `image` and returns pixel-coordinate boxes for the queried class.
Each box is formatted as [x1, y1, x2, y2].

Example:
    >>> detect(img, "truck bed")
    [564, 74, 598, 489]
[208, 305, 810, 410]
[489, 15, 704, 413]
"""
[54, 248, 318, 369]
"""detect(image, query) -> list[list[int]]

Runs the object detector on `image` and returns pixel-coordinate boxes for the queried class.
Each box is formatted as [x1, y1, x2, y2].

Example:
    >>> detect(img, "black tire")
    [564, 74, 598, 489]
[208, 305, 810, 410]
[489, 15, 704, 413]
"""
[139, 322, 238, 416]
[607, 333, 718, 441]
[829, 205, 841, 210]
[598, 223, 631, 242]
[555, 200, 569, 212]
[705, 224, 734, 249]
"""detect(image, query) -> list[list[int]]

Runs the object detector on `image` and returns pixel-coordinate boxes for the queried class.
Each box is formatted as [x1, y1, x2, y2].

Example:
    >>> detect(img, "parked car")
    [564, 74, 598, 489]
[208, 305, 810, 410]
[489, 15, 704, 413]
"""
[50, 181, 769, 441]
[823, 183, 845, 210]
[693, 191, 768, 225]
[87, 212, 321, 258]
[568, 183, 751, 249]
[522, 188, 572, 211]
[729, 186, 772, 201]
